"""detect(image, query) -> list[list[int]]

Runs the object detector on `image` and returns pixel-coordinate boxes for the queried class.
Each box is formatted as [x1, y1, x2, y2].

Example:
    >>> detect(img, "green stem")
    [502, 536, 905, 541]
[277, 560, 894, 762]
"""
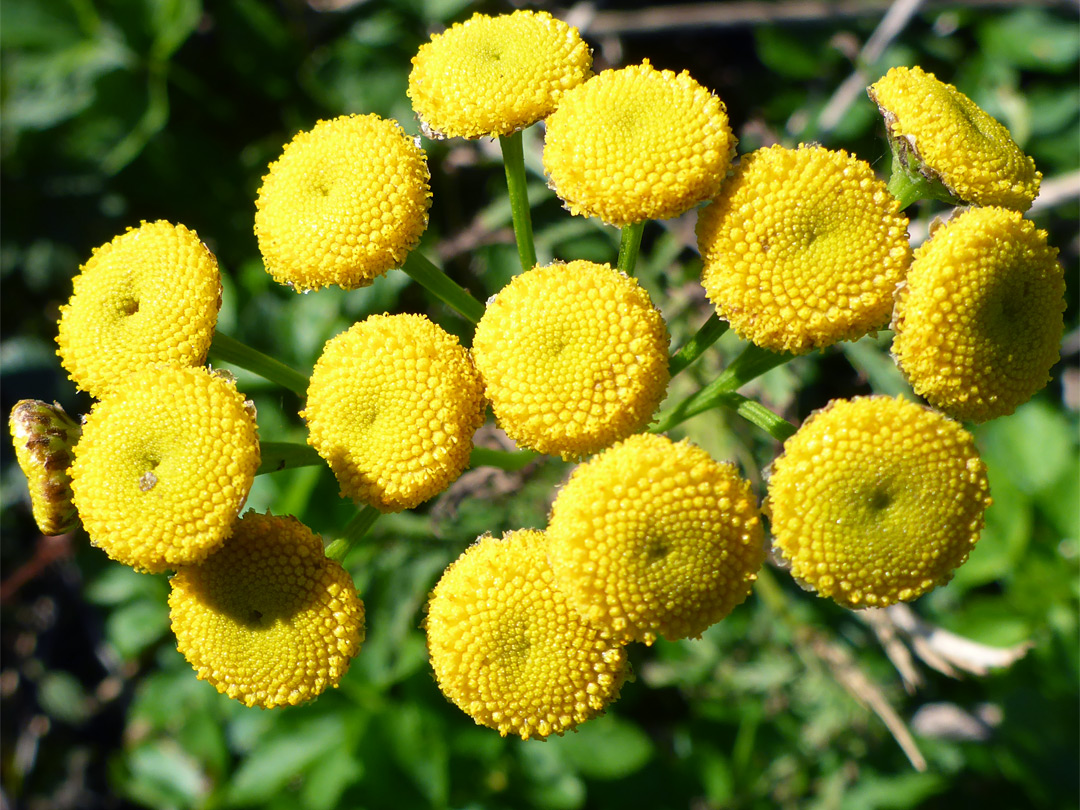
[712, 342, 792, 392]
[257, 441, 322, 475]
[669, 313, 729, 377]
[324, 505, 381, 562]
[209, 333, 309, 395]
[401, 251, 485, 325]
[470, 446, 539, 471]
[499, 131, 537, 272]
[886, 168, 925, 210]
[617, 220, 646, 276]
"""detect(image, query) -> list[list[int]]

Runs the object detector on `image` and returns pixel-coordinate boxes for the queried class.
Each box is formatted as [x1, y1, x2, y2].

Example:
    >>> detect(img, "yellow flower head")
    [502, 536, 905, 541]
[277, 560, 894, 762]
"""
[472, 261, 669, 460]
[543, 60, 735, 225]
[9, 400, 81, 536]
[892, 207, 1064, 423]
[56, 221, 221, 399]
[255, 114, 431, 291]
[169, 511, 364, 709]
[71, 367, 260, 573]
[868, 66, 1041, 210]
[303, 314, 485, 512]
[425, 529, 627, 739]
[765, 396, 991, 609]
[408, 10, 592, 139]
[697, 144, 912, 354]
[547, 433, 765, 645]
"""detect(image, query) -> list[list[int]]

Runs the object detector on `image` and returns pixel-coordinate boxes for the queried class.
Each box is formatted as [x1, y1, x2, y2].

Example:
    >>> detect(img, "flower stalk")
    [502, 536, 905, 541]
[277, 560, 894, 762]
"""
[324, 505, 381, 562]
[209, 332, 309, 395]
[500, 130, 538, 272]
[401, 251, 485, 324]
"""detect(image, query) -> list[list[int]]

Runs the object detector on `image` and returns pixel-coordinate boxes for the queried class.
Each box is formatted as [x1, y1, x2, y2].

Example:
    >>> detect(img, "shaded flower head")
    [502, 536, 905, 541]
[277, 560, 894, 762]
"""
[765, 396, 991, 609]
[425, 529, 627, 739]
[255, 114, 431, 291]
[543, 60, 735, 225]
[9, 400, 81, 536]
[697, 144, 912, 354]
[57, 220, 221, 399]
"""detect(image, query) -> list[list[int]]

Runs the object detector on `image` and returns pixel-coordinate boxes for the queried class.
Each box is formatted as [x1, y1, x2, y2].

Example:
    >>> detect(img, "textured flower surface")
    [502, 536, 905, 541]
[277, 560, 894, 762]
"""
[697, 144, 912, 354]
[547, 433, 765, 645]
[409, 10, 591, 139]
[169, 511, 364, 709]
[472, 261, 669, 460]
[56, 220, 221, 399]
[543, 60, 735, 225]
[9, 400, 81, 536]
[303, 313, 485, 512]
[71, 367, 260, 573]
[255, 114, 431, 291]
[765, 396, 991, 609]
[425, 529, 627, 739]
[892, 207, 1064, 423]
[869, 65, 1041, 210]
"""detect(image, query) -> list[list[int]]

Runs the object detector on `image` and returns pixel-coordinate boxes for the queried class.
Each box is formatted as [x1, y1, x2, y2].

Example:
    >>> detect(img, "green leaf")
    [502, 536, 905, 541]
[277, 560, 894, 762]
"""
[977, 399, 1075, 495]
[979, 8, 1080, 73]
[949, 469, 1031, 591]
[299, 746, 363, 810]
[119, 740, 210, 810]
[755, 26, 831, 80]
[384, 703, 450, 807]
[547, 713, 654, 780]
[38, 670, 93, 724]
[105, 596, 171, 659]
[148, 0, 201, 61]
[839, 770, 947, 810]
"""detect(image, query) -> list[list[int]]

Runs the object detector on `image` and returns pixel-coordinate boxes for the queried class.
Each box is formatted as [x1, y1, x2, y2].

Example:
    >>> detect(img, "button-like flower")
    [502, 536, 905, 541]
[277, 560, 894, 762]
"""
[892, 207, 1064, 423]
[765, 396, 991, 609]
[543, 60, 735, 225]
[56, 221, 221, 399]
[697, 144, 912, 354]
[70, 367, 260, 573]
[9, 400, 81, 536]
[471, 261, 669, 460]
[425, 529, 627, 739]
[547, 433, 765, 645]
[169, 511, 364, 709]
[408, 10, 592, 139]
[303, 314, 485, 512]
[255, 114, 431, 291]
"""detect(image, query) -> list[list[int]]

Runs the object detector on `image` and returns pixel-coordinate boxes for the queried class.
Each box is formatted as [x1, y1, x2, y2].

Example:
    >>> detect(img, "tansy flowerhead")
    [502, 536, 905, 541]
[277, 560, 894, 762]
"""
[56, 220, 221, 399]
[255, 114, 431, 291]
[543, 60, 735, 226]
[9, 400, 81, 536]
[547, 433, 765, 645]
[302, 313, 485, 512]
[70, 366, 260, 573]
[696, 144, 912, 354]
[764, 396, 991, 609]
[408, 10, 592, 139]
[892, 207, 1064, 423]
[169, 511, 364, 709]
[425, 529, 627, 739]
[868, 65, 1041, 210]
[471, 261, 669, 460]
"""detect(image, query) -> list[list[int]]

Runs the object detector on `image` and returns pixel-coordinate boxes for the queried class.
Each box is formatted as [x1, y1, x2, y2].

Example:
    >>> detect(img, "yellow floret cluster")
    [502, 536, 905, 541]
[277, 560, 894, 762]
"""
[255, 114, 431, 291]
[408, 10, 592, 139]
[9, 400, 81, 536]
[765, 396, 991, 609]
[169, 511, 365, 709]
[425, 529, 627, 739]
[56, 220, 221, 399]
[70, 366, 260, 573]
[543, 59, 735, 225]
[472, 261, 670, 460]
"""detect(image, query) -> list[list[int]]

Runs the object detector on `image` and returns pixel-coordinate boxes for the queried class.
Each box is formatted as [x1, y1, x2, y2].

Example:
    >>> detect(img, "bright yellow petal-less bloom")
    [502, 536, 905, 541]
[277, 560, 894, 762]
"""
[169, 511, 364, 709]
[547, 433, 765, 645]
[303, 314, 485, 512]
[70, 367, 260, 573]
[765, 396, 991, 609]
[892, 207, 1064, 423]
[9, 400, 81, 536]
[868, 65, 1041, 210]
[543, 60, 735, 226]
[255, 114, 431, 291]
[471, 261, 669, 460]
[56, 221, 221, 399]
[425, 529, 627, 740]
[408, 10, 592, 139]
[697, 144, 912, 354]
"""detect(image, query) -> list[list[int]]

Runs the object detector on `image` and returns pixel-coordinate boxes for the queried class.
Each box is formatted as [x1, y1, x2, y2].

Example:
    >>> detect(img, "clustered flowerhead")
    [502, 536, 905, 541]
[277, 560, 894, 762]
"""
[409, 10, 592, 139]
[869, 65, 1041, 210]
[892, 207, 1065, 423]
[543, 60, 735, 225]
[697, 144, 912, 354]
[70, 366, 260, 573]
[56, 220, 221, 399]
[425, 529, 627, 739]
[169, 511, 364, 709]
[9, 400, 82, 536]
[547, 433, 765, 645]
[303, 313, 485, 512]
[255, 114, 431, 291]
[471, 261, 670, 460]
[765, 396, 991, 609]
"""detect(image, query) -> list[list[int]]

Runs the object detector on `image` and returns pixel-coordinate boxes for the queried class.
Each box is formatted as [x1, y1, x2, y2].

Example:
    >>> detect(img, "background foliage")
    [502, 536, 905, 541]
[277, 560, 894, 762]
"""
[2, 1, 1077, 808]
